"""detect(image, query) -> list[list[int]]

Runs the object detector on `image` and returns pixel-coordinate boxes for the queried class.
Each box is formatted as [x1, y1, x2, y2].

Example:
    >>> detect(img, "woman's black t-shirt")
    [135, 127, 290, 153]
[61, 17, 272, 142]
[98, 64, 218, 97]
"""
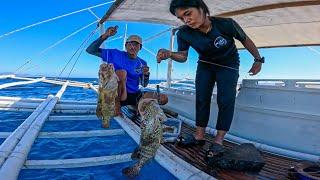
[177, 17, 246, 66]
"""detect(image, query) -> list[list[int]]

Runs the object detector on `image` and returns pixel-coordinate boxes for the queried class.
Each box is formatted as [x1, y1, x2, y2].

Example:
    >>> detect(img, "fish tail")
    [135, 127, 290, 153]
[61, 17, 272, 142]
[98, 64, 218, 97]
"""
[138, 142, 159, 168]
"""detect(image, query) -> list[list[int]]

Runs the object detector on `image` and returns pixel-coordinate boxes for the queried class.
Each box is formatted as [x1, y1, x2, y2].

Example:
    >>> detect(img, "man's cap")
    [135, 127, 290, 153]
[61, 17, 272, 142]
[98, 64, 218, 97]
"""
[126, 35, 142, 45]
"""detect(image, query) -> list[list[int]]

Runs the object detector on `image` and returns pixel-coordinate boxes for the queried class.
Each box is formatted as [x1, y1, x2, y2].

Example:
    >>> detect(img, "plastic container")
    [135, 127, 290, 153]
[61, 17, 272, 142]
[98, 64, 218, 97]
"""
[163, 118, 182, 143]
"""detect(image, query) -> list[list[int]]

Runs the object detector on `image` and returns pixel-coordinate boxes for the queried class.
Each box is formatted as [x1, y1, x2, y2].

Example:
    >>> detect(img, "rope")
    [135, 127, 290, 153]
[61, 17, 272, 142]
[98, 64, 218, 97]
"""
[178, 59, 249, 90]
[56, 27, 99, 80]
[87, 9, 100, 20]
[140, 46, 162, 101]
[0, 1, 114, 39]
[65, 28, 99, 79]
[141, 46, 157, 57]
[46, 27, 98, 91]
[15, 61, 31, 74]
[126, 28, 170, 99]
[198, 59, 239, 71]
[108, 36, 124, 42]
[15, 20, 98, 74]
[308, 46, 320, 56]
[143, 28, 172, 44]
[122, 41, 154, 102]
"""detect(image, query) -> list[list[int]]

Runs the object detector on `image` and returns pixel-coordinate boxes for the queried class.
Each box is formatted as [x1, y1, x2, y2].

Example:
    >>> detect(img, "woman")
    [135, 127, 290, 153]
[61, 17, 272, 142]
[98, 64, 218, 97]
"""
[157, 0, 264, 159]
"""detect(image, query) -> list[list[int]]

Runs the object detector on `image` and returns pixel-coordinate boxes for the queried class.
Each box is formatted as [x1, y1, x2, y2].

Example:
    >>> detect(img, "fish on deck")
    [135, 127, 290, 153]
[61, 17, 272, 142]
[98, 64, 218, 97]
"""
[96, 63, 118, 128]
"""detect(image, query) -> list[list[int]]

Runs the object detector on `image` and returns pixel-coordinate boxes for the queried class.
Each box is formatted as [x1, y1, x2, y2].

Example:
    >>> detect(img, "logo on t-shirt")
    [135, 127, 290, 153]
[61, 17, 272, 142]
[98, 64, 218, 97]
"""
[134, 67, 142, 74]
[214, 36, 227, 48]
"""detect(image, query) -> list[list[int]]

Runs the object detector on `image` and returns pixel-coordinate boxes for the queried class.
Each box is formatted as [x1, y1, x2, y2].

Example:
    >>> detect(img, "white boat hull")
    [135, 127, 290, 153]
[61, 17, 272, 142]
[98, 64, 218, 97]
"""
[163, 79, 320, 161]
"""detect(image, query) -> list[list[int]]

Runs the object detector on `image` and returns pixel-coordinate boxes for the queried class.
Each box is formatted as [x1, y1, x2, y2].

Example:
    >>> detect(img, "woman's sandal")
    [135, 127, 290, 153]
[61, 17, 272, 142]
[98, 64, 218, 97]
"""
[176, 134, 205, 147]
[205, 143, 225, 165]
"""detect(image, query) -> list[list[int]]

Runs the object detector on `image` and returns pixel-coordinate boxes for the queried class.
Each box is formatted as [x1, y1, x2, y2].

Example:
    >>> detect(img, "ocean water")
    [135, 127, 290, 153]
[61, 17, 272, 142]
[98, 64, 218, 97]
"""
[27, 135, 137, 160]
[19, 160, 175, 180]
[0, 78, 177, 180]
[0, 78, 172, 100]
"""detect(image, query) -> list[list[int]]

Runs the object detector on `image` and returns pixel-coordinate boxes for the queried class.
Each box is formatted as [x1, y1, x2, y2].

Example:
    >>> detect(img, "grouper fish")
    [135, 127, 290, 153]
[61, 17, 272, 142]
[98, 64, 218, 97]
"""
[122, 98, 167, 177]
[96, 63, 118, 128]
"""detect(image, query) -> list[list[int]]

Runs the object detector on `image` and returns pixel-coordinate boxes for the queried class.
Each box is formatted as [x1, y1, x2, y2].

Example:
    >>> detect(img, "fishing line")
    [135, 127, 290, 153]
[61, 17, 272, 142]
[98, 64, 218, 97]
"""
[125, 38, 161, 104]
[156, 62, 159, 81]
[66, 27, 99, 80]
[198, 59, 249, 88]
[175, 19, 259, 80]
[198, 59, 239, 71]
[57, 27, 99, 81]
[48, 26, 98, 92]
[15, 20, 98, 75]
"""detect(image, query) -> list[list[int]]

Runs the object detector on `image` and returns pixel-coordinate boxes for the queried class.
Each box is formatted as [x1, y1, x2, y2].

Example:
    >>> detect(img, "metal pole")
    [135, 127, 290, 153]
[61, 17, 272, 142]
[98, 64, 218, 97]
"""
[167, 28, 176, 88]
[123, 24, 128, 51]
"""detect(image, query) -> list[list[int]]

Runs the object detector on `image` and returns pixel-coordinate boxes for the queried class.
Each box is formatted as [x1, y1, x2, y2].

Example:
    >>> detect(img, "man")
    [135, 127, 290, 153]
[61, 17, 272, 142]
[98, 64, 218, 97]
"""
[86, 26, 168, 115]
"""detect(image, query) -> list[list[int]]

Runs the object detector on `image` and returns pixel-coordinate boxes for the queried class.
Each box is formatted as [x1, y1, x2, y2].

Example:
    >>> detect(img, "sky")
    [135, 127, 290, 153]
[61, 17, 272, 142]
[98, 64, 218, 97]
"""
[0, 0, 319, 80]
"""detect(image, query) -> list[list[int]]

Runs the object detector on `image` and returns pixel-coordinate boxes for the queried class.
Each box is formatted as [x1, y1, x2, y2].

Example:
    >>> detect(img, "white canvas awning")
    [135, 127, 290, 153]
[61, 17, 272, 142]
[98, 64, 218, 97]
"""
[101, 0, 320, 48]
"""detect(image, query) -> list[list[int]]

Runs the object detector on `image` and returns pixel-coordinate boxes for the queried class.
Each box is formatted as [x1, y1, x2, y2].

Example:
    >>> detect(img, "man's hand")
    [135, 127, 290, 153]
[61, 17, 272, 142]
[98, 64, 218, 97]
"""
[98, 19, 104, 26]
[142, 66, 150, 75]
[248, 62, 262, 76]
[156, 49, 172, 63]
[101, 26, 118, 40]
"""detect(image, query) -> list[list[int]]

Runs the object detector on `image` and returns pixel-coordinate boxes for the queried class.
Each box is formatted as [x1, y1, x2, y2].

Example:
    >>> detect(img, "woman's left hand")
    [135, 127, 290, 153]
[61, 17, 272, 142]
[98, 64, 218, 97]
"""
[248, 62, 262, 76]
[157, 49, 172, 63]
[142, 66, 150, 75]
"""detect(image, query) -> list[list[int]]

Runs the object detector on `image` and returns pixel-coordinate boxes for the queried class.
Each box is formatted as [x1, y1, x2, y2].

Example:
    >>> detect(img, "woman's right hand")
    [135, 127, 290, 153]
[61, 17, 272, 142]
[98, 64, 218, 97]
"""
[156, 49, 172, 63]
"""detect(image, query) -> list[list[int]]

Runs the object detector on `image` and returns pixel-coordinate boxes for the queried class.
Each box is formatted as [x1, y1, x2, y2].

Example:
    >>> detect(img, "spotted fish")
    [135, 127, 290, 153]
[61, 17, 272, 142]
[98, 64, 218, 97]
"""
[96, 63, 118, 128]
[122, 98, 167, 177]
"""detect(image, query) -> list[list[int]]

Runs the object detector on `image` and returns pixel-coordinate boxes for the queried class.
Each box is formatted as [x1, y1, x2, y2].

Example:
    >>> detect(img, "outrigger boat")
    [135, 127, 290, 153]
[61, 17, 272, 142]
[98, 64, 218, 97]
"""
[0, 0, 319, 179]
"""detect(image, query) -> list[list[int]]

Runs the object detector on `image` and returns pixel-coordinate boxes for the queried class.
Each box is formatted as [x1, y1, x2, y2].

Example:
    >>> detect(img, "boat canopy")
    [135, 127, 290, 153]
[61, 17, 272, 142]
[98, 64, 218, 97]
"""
[101, 0, 320, 48]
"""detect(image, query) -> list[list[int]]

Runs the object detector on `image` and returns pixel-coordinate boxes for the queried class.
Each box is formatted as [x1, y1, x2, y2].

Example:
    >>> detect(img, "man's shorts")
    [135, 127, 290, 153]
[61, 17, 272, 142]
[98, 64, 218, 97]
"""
[120, 91, 143, 106]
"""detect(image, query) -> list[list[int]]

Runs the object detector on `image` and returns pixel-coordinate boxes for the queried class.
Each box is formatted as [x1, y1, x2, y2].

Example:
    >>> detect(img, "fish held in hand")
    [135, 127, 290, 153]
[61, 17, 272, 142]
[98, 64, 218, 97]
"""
[96, 63, 118, 128]
[122, 98, 167, 177]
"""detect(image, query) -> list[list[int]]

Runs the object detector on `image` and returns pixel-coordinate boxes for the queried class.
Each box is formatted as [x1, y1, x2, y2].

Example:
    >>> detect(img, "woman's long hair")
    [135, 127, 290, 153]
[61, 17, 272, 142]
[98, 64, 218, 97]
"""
[169, 0, 210, 16]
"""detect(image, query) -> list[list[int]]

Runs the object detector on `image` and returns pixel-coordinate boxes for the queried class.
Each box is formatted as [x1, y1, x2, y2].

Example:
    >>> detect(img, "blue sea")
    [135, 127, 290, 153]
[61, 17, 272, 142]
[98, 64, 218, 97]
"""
[0, 78, 180, 180]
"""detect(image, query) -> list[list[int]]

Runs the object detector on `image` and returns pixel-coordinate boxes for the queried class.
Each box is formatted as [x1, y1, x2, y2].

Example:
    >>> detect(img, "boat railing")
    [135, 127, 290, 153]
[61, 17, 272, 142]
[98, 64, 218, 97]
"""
[156, 79, 320, 95]
[242, 79, 320, 91]
[161, 87, 196, 96]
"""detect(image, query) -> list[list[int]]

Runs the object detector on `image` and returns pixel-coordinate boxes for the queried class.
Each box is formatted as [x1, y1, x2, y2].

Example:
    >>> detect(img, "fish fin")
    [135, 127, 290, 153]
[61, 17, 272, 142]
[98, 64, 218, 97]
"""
[122, 166, 140, 177]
